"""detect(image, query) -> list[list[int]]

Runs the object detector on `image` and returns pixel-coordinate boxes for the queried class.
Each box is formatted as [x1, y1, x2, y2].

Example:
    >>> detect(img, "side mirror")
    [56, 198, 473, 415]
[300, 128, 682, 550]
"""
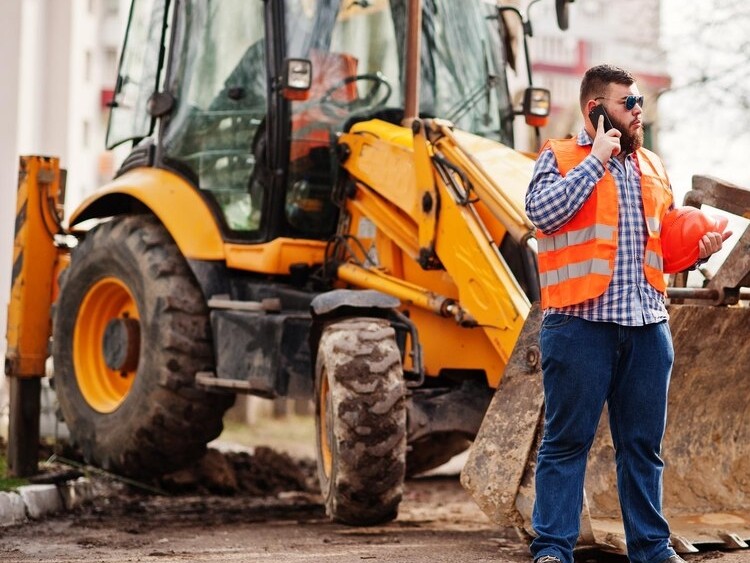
[282, 58, 313, 101]
[522, 87, 551, 127]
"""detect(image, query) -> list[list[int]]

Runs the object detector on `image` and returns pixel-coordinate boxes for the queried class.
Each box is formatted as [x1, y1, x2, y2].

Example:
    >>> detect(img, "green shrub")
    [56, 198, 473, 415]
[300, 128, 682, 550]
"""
[0, 449, 30, 492]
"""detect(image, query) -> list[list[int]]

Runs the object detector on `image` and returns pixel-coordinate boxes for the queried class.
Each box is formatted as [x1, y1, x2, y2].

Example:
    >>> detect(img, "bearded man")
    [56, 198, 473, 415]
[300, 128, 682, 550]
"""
[524, 64, 728, 563]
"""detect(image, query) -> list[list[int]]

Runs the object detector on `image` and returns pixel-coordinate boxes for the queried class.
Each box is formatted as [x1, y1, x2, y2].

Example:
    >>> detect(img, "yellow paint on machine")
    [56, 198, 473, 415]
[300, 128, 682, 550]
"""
[69, 167, 226, 261]
[6, 156, 65, 377]
[68, 167, 327, 274]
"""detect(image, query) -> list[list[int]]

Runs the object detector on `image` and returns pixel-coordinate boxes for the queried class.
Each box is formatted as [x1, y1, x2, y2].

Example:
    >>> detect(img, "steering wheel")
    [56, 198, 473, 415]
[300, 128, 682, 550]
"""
[318, 72, 392, 117]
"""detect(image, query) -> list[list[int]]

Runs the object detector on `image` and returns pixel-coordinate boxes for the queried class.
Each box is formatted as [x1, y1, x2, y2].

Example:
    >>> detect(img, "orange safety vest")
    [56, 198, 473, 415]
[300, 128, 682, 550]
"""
[537, 139, 673, 309]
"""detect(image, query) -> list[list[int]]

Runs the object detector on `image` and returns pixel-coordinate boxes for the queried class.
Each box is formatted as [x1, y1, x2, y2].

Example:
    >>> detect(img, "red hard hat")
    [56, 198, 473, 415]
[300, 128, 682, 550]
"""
[661, 207, 728, 274]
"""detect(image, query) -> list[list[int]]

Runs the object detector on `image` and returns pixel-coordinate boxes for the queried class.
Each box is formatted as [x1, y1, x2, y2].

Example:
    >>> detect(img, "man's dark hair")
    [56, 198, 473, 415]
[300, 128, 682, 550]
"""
[579, 64, 635, 109]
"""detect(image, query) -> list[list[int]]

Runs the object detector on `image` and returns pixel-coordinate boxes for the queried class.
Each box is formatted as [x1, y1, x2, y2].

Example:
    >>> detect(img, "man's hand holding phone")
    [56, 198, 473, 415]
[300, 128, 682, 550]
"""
[589, 105, 621, 165]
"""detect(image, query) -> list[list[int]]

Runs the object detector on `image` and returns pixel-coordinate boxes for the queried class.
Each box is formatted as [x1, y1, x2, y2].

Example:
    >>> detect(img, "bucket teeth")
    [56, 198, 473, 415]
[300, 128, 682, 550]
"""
[669, 534, 699, 554]
[719, 532, 749, 549]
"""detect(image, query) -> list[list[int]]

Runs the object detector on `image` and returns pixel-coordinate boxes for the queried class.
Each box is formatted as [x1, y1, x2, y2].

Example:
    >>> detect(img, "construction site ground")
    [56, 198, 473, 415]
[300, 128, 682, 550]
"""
[0, 415, 748, 563]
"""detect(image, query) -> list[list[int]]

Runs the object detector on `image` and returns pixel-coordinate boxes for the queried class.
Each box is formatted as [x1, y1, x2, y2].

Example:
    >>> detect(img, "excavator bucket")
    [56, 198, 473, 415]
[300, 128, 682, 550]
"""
[462, 175, 750, 555]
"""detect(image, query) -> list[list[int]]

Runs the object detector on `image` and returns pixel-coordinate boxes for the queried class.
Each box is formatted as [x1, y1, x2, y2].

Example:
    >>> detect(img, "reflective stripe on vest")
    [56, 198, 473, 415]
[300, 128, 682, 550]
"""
[537, 224, 616, 253]
[539, 258, 611, 288]
[646, 216, 660, 235]
[645, 249, 663, 271]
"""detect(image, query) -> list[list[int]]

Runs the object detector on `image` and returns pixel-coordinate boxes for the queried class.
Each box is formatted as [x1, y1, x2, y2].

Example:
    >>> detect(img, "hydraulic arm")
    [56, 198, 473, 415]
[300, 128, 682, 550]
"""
[335, 117, 536, 384]
[6, 156, 66, 476]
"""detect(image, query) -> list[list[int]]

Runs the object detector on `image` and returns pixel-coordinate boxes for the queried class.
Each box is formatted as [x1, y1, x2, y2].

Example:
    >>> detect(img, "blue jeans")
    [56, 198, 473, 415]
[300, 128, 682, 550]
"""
[530, 315, 676, 563]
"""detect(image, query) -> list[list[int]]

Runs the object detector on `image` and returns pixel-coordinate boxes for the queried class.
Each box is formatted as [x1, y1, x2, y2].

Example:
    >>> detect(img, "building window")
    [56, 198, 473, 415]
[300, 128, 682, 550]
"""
[105, 47, 119, 80]
[83, 121, 90, 149]
[85, 51, 92, 82]
[104, 0, 119, 16]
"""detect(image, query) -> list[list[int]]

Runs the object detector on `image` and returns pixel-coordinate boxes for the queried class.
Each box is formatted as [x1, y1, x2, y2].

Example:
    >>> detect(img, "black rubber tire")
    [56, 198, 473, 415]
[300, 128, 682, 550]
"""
[52, 215, 234, 477]
[315, 318, 406, 525]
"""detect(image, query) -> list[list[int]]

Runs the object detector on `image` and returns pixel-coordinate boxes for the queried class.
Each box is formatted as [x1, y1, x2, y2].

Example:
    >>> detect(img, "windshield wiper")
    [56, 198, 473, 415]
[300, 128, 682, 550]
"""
[446, 75, 497, 124]
[445, 41, 496, 125]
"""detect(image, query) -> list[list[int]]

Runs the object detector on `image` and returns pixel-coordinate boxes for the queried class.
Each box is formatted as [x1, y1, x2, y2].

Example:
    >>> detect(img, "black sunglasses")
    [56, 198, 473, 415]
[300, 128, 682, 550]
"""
[595, 95, 644, 110]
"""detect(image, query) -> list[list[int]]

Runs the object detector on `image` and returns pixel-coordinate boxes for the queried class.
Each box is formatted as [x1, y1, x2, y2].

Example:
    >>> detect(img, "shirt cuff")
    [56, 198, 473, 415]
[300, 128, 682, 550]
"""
[586, 154, 606, 178]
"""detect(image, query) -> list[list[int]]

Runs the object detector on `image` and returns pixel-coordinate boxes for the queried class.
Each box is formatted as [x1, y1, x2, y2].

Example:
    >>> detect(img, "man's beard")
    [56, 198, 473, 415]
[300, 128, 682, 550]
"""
[612, 115, 643, 154]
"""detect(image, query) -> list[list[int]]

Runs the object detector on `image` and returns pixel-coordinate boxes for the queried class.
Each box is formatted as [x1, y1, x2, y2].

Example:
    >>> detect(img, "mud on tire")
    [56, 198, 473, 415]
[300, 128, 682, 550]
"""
[52, 215, 234, 477]
[315, 318, 406, 525]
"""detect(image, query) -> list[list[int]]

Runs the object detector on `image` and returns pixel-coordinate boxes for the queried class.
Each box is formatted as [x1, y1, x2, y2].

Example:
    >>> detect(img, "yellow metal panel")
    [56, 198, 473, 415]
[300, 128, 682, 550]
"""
[349, 118, 414, 148]
[348, 183, 420, 260]
[397, 253, 459, 300]
[406, 307, 505, 387]
[68, 167, 225, 261]
[434, 178, 530, 367]
[412, 121, 439, 259]
[225, 238, 327, 274]
[450, 128, 536, 225]
[341, 121, 422, 219]
[6, 157, 65, 377]
[474, 200, 509, 244]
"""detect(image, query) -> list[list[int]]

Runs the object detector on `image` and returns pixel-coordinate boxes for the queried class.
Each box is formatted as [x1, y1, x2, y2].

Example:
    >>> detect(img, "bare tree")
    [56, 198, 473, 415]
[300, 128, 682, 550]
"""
[658, 0, 750, 189]
[662, 1, 750, 124]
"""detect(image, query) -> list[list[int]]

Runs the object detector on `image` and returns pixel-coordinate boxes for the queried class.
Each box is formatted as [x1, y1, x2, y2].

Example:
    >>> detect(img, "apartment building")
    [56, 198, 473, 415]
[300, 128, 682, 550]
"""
[0, 0, 128, 435]
[15, 0, 127, 212]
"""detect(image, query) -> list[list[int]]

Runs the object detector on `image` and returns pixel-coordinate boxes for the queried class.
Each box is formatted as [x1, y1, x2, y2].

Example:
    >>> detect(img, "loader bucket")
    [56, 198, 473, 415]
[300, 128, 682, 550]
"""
[462, 302, 750, 555]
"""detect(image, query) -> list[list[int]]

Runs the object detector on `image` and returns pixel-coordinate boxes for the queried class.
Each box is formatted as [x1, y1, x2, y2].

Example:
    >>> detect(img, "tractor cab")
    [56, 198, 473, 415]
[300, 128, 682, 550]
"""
[105, 0, 529, 244]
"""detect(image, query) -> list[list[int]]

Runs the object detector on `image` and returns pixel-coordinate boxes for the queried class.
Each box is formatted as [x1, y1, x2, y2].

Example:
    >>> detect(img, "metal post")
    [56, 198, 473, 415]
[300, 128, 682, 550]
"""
[402, 0, 422, 125]
[7, 376, 41, 477]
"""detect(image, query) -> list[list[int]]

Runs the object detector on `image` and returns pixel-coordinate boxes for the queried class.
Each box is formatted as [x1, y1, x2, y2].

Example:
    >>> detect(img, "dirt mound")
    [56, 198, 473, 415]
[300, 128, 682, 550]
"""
[2, 437, 320, 501]
[159, 447, 319, 496]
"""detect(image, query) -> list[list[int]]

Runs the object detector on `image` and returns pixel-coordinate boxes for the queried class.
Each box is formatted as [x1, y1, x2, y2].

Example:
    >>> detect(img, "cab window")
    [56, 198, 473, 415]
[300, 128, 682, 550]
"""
[161, 1, 267, 233]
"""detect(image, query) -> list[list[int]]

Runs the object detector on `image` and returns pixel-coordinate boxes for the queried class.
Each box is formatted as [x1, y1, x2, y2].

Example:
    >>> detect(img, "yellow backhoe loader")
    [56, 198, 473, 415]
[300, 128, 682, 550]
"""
[5, 0, 749, 557]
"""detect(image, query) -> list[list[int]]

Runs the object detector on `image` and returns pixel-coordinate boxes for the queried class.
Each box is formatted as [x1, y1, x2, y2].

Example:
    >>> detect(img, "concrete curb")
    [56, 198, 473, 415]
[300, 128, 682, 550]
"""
[0, 477, 94, 526]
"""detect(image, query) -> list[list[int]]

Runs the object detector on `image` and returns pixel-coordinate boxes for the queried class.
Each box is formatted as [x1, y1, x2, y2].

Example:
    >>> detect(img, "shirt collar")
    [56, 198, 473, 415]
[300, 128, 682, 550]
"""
[578, 128, 594, 146]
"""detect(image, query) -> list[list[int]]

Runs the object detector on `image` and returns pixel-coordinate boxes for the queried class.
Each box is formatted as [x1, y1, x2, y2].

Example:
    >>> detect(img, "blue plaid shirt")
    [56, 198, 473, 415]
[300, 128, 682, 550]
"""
[525, 129, 668, 326]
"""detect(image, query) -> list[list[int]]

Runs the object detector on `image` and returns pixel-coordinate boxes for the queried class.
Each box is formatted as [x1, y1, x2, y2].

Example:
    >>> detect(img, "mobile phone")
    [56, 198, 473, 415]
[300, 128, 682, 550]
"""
[588, 104, 614, 133]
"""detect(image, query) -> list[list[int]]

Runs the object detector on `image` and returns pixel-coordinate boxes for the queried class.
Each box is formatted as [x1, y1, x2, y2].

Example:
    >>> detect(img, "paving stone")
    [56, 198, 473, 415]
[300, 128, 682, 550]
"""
[0, 491, 27, 526]
[17, 484, 63, 519]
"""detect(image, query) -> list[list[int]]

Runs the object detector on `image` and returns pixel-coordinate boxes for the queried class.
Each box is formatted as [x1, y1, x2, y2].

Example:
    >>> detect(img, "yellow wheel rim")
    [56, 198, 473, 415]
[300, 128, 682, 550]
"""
[319, 371, 333, 479]
[73, 276, 139, 413]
